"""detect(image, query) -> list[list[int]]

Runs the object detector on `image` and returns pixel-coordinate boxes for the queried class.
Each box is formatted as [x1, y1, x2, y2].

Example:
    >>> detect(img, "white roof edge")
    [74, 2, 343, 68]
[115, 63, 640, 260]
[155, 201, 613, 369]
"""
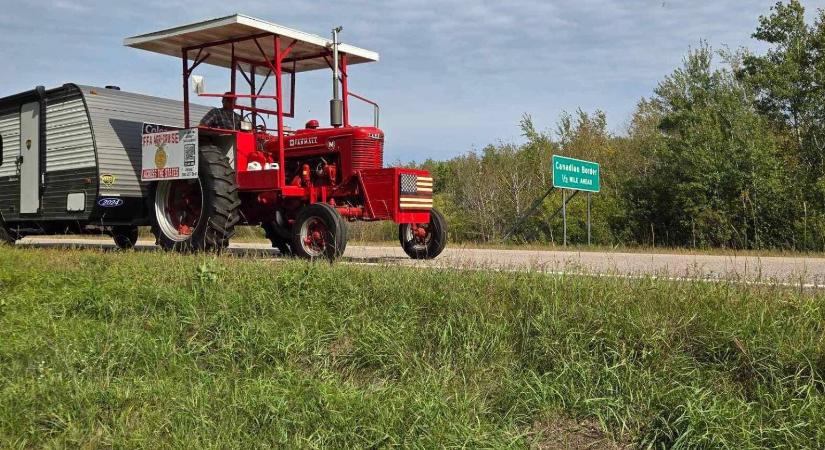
[123, 13, 379, 62]
[123, 14, 237, 46]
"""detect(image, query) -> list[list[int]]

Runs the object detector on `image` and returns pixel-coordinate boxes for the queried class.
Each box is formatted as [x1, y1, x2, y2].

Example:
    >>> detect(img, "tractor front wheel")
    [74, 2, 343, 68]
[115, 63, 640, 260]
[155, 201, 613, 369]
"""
[291, 203, 347, 260]
[399, 207, 447, 259]
[151, 145, 240, 252]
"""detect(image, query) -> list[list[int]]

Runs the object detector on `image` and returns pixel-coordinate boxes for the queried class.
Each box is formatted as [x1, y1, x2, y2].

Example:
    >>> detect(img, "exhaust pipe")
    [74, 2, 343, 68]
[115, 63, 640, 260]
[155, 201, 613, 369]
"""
[330, 26, 343, 128]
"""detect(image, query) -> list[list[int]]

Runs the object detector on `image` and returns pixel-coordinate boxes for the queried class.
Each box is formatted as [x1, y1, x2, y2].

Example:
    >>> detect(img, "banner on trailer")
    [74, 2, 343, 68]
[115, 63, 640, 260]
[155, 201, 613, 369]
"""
[142, 122, 180, 134]
[141, 128, 198, 181]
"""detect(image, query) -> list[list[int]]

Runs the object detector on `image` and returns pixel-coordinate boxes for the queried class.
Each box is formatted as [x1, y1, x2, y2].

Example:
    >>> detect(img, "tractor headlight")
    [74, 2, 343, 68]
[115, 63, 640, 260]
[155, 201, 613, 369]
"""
[240, 121, 253, 131]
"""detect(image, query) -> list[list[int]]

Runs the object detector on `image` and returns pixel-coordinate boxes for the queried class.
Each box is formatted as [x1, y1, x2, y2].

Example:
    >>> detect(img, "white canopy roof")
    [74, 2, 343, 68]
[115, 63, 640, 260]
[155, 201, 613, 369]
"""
[124, 14, 379, 73]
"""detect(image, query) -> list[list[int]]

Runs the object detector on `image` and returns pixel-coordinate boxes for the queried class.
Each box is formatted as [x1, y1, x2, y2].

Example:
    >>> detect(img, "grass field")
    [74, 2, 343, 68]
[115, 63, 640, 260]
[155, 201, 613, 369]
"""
[1, 246, 824, 448]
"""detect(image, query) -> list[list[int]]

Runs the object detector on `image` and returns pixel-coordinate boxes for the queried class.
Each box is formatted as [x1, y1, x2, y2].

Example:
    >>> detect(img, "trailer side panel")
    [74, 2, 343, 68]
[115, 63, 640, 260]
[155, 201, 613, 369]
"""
[0, 107, 21, 220]
[0, 108, 21, 178]
[45, 89, 96, 173]
[78, 86, 211, 200]
[39, 87, 97, 219]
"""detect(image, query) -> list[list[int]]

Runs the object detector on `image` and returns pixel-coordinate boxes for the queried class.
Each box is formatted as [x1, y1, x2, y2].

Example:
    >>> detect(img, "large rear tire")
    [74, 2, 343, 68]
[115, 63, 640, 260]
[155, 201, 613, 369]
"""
[151, 145, 240, 252]
[399, 207, 447, 259]
[291, 203, 347, 260]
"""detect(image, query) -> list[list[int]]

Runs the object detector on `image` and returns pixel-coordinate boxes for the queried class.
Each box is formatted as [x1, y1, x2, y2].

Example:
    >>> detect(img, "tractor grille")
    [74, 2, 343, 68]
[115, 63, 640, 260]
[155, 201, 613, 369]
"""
[351, 138, 384, 171]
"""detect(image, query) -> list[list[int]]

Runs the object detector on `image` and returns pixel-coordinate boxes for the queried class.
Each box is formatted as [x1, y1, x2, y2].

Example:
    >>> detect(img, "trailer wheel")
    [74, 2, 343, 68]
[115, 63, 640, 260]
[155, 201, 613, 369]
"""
[399, 207, 447, 259]
[262, 221, 292, 256]
[151, 145, 240, 252]
[0, 221, 18, 246]
[291, 203, 347, 260]
[111, 226, 139, 250]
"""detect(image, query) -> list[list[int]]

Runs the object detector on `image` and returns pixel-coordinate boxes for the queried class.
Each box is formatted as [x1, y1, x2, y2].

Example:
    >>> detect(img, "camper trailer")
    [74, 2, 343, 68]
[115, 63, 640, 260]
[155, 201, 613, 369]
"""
[0, 84, 208, 248]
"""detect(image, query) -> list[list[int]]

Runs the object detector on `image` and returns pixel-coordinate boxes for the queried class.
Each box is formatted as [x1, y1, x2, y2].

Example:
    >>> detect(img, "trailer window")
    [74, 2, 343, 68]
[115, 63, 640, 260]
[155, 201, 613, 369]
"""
[0, 134, 3, 166]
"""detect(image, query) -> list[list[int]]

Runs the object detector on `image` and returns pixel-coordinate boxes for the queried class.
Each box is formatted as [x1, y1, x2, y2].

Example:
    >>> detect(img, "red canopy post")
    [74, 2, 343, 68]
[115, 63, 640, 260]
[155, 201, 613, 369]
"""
[341, 53, 349, 127]
[182, 49, 190, 127]
[274, 35, 286, 188]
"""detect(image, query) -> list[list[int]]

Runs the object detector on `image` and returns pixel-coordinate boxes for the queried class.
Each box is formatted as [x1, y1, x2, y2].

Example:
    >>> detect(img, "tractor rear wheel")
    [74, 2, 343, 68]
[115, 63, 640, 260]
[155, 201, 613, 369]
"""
[291, 203, 347, 260]
[399, 207, 447, 259]
[151, 145, 240, 252]
[262, 221, 293, 256]
[111, 226, 139, 250]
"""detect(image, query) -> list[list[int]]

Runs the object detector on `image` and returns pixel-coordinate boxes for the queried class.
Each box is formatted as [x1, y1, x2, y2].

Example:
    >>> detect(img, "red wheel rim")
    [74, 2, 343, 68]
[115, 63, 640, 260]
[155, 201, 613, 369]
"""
[300, 217, 329, 257]
[155, 179, 204, 241]
[411, 223, 431, 245]
[167, 181, 202, 235]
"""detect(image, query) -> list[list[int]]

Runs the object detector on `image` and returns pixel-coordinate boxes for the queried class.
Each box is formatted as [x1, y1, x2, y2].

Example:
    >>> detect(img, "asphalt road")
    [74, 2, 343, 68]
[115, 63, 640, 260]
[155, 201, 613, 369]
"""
[15, 237, 825, 288]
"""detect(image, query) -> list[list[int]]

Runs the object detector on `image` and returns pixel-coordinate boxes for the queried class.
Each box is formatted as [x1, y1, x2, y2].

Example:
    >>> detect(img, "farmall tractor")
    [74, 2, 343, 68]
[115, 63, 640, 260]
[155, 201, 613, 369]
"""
[126, 15, 446, 259]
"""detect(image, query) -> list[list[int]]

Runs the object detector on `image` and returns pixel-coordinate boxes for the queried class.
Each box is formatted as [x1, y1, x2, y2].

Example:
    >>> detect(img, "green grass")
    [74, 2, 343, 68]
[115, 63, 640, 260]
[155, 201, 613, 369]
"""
[1, 246, 824, 448]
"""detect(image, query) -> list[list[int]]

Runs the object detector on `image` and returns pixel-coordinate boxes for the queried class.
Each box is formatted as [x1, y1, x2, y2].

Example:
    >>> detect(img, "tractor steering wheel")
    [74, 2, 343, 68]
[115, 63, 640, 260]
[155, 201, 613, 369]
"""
[242, 112, 268, 132]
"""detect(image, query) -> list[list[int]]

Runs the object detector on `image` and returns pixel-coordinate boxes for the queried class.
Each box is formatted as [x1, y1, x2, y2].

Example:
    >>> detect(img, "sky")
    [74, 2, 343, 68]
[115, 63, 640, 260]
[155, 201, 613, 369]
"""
[1, 0, 824, 162]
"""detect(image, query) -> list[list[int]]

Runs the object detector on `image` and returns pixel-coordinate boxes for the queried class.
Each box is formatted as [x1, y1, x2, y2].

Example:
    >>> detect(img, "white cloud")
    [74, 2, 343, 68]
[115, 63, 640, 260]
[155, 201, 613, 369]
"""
[53, 0, 89, 11]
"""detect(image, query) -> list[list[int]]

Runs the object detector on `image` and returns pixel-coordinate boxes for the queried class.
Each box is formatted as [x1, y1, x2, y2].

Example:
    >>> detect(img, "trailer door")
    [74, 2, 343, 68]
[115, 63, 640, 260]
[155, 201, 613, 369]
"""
[19, 102, 40, 214]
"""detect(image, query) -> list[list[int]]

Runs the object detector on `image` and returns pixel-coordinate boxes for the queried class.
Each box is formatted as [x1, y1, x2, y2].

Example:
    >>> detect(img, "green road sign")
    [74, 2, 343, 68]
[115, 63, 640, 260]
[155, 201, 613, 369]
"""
[552, 155, 600, 192]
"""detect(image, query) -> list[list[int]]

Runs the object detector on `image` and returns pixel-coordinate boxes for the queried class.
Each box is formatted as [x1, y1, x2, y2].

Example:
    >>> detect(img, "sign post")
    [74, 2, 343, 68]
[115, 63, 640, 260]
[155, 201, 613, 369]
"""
[552, 155, 600, 246]
[562, 190, 567, 246]
[587, 192, 591, 245]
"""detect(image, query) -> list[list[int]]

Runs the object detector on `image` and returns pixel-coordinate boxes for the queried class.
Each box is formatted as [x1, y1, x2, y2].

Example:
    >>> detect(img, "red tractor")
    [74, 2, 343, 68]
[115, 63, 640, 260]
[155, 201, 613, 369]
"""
[126, 15, 446, 259]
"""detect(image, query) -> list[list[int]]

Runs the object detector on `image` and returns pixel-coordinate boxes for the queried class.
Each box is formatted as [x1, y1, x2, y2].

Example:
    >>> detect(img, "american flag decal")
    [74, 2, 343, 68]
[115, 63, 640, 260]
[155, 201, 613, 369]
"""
[399, 174, 433, 210]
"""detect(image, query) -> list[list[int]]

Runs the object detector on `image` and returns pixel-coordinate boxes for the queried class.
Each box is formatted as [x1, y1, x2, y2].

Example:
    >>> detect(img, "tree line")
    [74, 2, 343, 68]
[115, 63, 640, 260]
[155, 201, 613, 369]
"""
[415, 1, 825, 250]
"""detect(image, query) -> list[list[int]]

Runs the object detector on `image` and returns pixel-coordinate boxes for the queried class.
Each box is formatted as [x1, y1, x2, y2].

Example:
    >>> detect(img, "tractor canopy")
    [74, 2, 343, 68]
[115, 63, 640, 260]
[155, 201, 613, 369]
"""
[123, 14, 379, 73]
[123, 14, 385, 196]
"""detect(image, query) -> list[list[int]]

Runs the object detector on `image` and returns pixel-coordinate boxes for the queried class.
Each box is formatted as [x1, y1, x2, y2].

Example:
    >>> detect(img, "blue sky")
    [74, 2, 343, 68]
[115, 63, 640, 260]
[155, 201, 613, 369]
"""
[1, 1, 823, 162]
